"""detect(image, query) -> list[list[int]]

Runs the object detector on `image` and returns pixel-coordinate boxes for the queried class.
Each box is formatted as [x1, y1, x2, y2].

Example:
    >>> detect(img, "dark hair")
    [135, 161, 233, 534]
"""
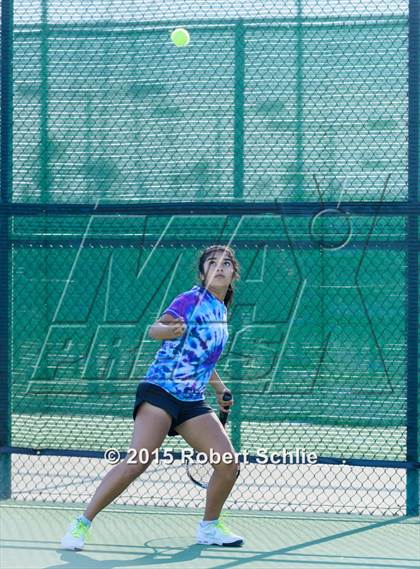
[198, 245, 240, 309]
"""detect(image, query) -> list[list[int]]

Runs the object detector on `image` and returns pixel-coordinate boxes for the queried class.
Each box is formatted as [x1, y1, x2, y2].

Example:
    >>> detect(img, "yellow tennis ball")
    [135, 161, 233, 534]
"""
[170, 28, 190, 47]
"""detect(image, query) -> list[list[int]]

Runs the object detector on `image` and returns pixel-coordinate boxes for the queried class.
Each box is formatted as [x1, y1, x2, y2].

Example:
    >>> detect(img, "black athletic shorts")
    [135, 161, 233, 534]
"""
[133, 381, 214, 436]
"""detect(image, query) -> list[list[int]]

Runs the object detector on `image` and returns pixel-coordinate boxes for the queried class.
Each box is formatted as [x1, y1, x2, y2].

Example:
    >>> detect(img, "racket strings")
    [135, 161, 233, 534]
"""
[187, 459, 214, 487]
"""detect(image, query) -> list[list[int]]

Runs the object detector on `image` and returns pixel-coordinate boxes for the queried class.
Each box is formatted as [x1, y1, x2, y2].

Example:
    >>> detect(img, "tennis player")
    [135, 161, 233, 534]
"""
[61, 244, 244, 549]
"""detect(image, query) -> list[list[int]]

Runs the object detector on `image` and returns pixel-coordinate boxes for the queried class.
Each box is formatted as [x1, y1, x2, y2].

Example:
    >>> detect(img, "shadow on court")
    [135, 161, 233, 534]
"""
[2, 504, 419, 569]
[42, 516, 418, 569]
[50, 543, 213, 568]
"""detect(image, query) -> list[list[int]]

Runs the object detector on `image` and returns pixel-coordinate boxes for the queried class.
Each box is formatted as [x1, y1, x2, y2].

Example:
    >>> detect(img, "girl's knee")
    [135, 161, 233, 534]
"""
[214, 459, 239, 481]
[120, 459, 150, 480]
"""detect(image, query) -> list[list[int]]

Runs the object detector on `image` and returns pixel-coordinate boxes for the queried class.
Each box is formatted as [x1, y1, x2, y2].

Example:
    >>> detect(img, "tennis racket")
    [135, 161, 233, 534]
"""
[186, 391, 240, 489]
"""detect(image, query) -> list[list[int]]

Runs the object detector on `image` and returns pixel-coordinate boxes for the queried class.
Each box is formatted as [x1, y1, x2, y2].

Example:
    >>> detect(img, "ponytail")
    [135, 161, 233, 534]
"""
[223, 283, 234, 309]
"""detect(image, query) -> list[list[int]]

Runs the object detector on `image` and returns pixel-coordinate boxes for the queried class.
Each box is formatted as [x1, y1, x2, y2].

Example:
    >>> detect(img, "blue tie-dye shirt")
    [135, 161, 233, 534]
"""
[144, 285, 229, 401]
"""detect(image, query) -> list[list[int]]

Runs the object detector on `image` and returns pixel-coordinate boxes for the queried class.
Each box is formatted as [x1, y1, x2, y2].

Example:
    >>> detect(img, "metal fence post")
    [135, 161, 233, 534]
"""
[406, 0, 419, 517]
[0, 0, 13, 499]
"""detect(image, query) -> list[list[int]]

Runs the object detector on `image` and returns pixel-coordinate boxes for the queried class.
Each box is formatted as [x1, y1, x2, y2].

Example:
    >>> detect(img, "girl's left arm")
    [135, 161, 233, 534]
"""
[208, 369, 234, 412]
[208, 368, 228, 394]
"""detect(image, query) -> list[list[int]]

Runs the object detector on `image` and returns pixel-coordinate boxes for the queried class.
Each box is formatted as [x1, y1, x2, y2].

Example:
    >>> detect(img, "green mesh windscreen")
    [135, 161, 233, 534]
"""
[13, 4, 407, 203]
[12, 214, 406, 461]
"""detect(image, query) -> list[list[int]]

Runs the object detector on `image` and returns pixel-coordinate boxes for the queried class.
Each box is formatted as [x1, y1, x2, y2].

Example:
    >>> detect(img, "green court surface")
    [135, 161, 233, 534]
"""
[1, 502, 419, 569]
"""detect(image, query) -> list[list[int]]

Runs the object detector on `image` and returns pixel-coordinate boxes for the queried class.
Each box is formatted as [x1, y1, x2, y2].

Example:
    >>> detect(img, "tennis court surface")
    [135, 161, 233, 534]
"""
[2, 503, 419, 569]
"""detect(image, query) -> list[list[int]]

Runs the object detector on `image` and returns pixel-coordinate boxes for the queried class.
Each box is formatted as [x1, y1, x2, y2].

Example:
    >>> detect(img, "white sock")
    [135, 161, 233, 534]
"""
[200, 519, 218, 527]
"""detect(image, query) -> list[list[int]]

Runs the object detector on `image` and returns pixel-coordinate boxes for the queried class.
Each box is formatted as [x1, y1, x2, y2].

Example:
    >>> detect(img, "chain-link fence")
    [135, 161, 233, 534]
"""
[1, 0, 418, 517]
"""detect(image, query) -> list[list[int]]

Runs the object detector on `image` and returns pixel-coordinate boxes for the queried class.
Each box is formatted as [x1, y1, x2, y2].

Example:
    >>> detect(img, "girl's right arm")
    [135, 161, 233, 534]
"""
[148, 313, 187, 340]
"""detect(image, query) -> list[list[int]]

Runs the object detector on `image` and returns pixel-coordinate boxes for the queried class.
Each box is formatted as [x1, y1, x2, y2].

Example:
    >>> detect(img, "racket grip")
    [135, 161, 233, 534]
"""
[218, 391, 232, 426]
[222, 391, 232, 411]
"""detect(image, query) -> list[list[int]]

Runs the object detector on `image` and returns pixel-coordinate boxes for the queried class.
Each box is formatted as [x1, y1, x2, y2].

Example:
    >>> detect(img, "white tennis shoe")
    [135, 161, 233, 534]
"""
[196, 519, 244, 546]
[60, 518, 90, 550]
